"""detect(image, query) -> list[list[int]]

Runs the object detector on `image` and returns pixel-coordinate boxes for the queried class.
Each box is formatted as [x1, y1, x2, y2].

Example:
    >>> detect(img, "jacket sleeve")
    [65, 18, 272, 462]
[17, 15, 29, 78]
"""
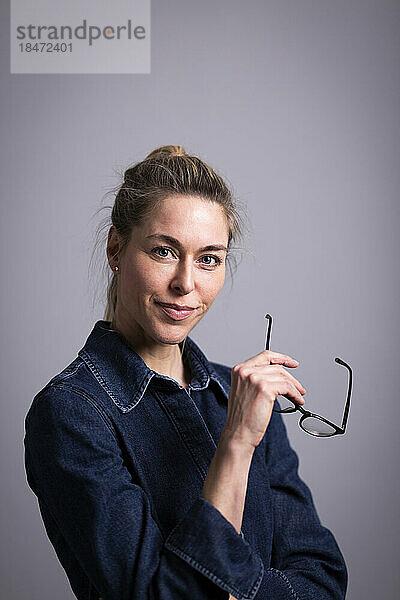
[253, 409, 348, 600]
[24, 384, 264, 600]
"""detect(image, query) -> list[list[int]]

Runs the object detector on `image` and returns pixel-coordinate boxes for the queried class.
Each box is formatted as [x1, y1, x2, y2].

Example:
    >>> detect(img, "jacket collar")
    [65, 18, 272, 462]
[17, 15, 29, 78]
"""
[78, 320, 230, 413]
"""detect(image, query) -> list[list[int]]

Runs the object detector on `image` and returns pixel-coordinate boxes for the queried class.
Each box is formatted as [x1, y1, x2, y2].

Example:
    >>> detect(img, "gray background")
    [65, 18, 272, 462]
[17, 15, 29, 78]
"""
[1, 1, 399, 598]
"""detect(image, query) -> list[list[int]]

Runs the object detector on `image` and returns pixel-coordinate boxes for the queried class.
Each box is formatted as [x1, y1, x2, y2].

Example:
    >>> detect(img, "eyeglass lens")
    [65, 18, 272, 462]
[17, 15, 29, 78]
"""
[265, 313, 352, 437]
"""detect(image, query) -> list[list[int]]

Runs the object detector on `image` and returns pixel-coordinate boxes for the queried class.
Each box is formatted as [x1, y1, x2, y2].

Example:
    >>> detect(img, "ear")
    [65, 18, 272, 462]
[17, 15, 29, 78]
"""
[106, 226, 123, 266]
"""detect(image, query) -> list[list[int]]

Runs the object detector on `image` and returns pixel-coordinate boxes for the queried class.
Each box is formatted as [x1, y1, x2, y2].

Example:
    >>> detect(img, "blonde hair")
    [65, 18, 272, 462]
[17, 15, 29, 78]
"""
[89, 145, 249, 322]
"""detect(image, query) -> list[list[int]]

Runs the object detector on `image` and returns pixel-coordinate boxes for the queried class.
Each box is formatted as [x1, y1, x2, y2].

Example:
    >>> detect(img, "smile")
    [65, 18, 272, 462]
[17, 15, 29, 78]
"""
[155, 302, 196, 321]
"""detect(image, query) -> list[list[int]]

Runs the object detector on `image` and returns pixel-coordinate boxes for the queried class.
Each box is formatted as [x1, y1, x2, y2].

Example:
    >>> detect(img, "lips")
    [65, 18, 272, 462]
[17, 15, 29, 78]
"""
[156, 302, 196, 321]
[157, 302, 196, 310]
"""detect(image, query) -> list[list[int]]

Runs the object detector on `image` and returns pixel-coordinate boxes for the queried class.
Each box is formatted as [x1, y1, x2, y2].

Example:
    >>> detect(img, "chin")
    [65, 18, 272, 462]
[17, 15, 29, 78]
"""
[151, 323, 188, 346]
[156, 334, 187, 347]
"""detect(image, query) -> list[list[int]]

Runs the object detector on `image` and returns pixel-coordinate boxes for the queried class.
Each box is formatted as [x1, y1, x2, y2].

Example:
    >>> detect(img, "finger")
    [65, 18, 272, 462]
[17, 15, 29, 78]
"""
[282, 385, 305, 405]
[240, 348, 299, 369]
[274, 379, 306, 405]
[269, 353, 300, 368]
[249, 364, 306, 396]
[255, 374, 305, 405]
[269, 364, 306, 395]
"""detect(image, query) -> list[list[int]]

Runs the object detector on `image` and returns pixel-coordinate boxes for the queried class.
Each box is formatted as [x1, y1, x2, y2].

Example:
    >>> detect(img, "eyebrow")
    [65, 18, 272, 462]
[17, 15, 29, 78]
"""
[145, 234, 228, 253]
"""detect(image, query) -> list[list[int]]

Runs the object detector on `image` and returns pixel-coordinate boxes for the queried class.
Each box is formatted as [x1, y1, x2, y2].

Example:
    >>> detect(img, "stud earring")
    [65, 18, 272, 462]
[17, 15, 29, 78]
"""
[114, 265, 119, 272]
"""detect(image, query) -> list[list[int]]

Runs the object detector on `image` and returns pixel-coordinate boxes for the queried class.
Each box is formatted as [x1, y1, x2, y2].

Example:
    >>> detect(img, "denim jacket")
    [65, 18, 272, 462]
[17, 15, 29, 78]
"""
[24, 320, 347, 600]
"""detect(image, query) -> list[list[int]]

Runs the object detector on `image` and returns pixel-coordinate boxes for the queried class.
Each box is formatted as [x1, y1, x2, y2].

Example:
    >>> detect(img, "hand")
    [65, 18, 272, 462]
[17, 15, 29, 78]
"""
[223, 349, 306, 450]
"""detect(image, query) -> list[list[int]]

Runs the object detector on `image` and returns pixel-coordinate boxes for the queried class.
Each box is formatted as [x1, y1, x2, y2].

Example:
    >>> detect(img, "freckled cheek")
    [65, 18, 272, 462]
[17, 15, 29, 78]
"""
[129, 267, 167, 300]
[198, 276, 225, 309]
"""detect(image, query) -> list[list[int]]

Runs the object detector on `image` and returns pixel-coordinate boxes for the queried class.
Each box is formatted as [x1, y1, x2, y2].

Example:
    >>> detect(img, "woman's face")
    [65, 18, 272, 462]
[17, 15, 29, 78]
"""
[108, 195, 230, 346]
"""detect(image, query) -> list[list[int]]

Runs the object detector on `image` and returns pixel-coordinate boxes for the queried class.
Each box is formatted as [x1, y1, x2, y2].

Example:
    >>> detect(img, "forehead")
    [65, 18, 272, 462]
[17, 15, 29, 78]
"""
[140, 195, 229, 244]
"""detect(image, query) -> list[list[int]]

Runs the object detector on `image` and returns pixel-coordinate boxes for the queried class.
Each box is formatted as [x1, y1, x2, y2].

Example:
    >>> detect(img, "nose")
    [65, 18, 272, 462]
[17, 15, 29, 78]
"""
[170, 258, 195, 295]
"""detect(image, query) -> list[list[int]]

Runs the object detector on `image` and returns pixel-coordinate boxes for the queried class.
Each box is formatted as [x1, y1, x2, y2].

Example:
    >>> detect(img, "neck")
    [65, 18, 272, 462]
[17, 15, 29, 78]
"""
[110, 315, 190, 388]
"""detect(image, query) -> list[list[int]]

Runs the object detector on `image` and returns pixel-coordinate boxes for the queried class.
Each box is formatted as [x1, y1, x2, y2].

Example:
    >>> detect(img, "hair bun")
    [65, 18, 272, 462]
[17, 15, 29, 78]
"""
[145, 145, 186, 160]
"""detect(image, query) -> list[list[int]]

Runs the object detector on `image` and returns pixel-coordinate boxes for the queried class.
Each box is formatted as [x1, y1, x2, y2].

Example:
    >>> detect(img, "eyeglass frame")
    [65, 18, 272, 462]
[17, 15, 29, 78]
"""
[265, 314, 352, 437]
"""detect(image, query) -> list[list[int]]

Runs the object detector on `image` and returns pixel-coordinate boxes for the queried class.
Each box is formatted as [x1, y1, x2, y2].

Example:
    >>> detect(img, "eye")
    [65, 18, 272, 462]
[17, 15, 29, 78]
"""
[151, 247, 223, 268]
[151, 246, 176, 259]
[199, 255, 223, 268]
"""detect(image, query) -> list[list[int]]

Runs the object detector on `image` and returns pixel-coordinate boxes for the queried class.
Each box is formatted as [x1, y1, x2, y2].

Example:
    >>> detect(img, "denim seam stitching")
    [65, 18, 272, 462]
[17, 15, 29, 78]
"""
[207, 363, 231, 400]
[164, 541, 264, 600]
[186, 339, 227, 389]
[211, 376, 230, 400]
[267, 568, 300, 599]
[47, 383, 117, 439]
[79, 350, 152, 412]
[56, 359, 84, 380]
[187, 395, 218, 449]
[152, 390, 208, 479]
[184, 339, 210, 387]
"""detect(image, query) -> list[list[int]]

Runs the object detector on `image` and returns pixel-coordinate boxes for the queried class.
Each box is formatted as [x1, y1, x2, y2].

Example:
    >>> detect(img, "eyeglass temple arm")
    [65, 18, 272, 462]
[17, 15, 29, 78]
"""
[334, 357, 353, 432]
[264, 314, 272, 351]
[265, 314, 353, 434]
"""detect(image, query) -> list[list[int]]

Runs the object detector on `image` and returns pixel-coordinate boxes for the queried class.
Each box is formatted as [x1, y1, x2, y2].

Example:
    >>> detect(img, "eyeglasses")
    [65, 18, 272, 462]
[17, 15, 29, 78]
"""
[265, 314, 352, 437]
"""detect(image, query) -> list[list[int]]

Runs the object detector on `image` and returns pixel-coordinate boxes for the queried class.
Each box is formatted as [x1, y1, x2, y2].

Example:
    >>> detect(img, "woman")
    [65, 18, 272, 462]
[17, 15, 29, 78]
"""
[24, 145, 347, 600]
